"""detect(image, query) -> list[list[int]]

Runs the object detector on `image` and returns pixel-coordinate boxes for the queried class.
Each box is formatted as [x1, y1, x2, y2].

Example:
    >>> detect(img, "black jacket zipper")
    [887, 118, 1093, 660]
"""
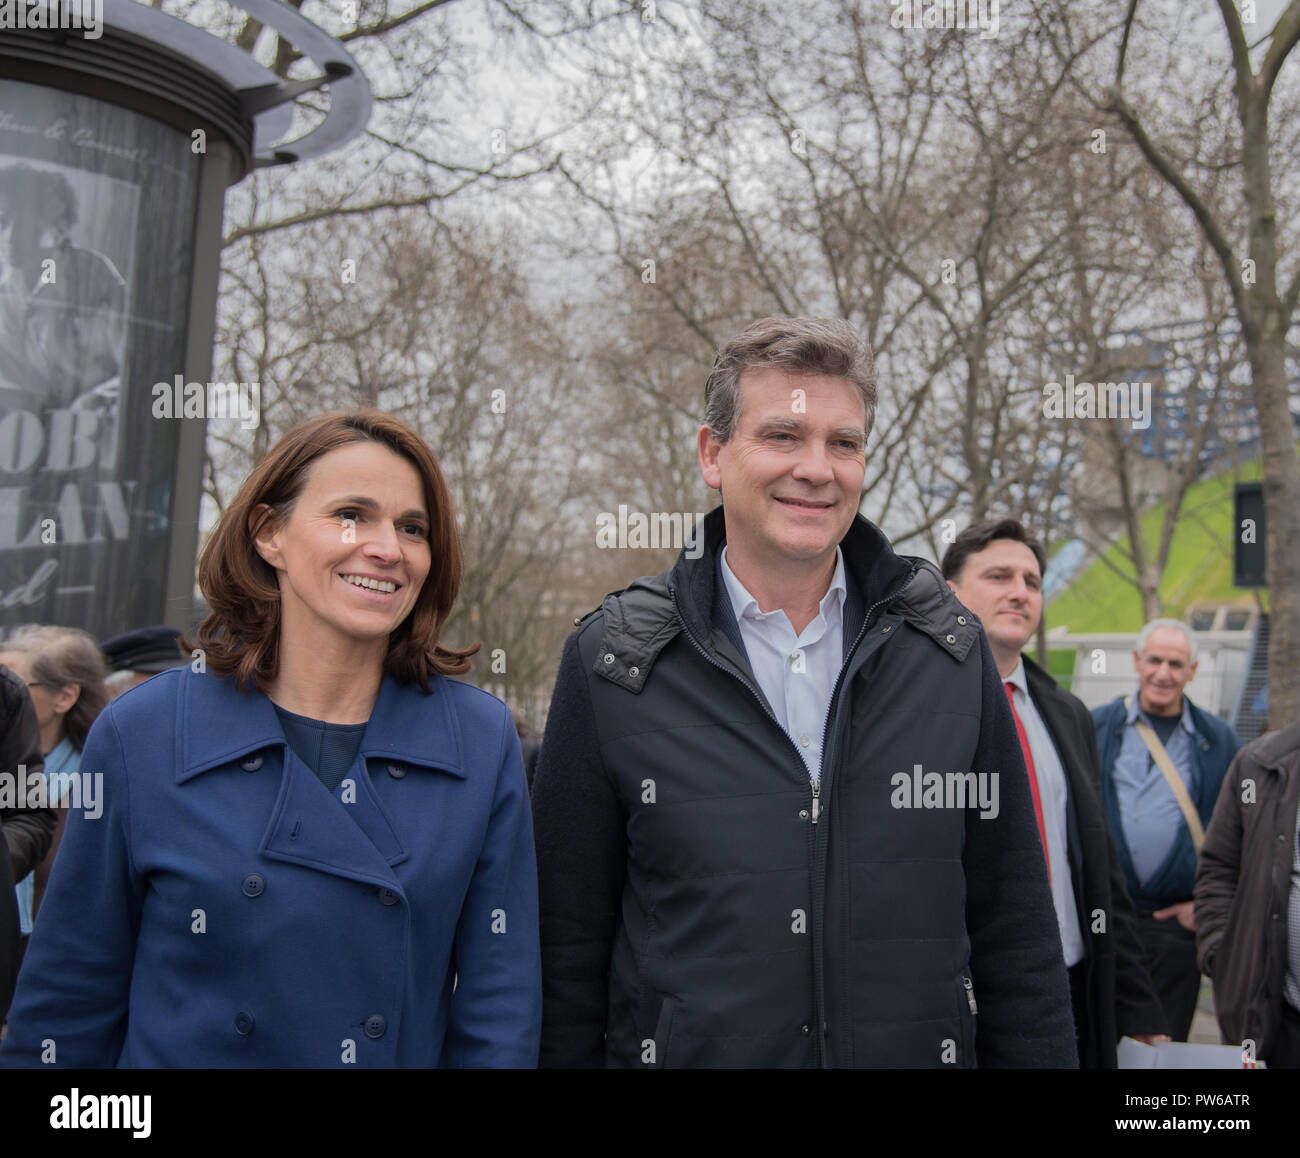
[668, 566, 915, 1067]
[805, 568, 915, 1066]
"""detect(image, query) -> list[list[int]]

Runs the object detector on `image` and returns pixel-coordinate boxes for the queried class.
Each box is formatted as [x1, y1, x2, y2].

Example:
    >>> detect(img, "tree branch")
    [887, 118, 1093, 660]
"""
[1259, 0, 1300, 105]
[1213, 0, 1257, 114]
[1106, 91, 1250, 333]
[340, 0, 464, 42]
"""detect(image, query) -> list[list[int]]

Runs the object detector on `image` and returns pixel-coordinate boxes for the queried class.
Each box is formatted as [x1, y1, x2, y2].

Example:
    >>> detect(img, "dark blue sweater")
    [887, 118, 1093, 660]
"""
[273, 704, 367, 794]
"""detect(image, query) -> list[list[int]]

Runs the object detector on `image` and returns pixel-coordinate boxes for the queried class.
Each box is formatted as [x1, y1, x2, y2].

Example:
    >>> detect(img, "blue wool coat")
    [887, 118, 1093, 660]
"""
[0, 667, 541, 1068]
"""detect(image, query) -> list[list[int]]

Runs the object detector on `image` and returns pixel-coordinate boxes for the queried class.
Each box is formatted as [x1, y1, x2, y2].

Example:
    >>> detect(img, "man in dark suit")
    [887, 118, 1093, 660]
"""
[943, 519, 1168, 1065]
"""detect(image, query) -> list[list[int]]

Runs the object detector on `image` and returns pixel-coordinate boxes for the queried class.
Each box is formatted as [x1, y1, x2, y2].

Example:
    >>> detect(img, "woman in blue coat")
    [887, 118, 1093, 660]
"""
[0, 411, 541, 1067]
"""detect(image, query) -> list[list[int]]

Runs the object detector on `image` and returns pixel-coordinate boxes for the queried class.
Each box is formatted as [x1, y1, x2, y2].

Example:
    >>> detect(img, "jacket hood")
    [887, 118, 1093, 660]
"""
[591, 505, 980, 693]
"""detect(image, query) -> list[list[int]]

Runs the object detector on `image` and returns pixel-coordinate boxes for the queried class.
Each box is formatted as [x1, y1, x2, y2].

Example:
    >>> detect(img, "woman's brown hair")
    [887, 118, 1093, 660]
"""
[186, 411, 478, 692]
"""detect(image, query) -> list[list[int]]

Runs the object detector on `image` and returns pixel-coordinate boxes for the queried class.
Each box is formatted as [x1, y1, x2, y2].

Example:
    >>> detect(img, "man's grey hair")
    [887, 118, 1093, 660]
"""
[1135, 617, 1198, 664]
[703, 316, 878, 443]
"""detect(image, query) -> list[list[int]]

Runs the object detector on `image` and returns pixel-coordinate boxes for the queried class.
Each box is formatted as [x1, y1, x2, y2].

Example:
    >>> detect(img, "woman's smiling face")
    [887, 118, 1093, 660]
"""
[253, 440, 432, 659]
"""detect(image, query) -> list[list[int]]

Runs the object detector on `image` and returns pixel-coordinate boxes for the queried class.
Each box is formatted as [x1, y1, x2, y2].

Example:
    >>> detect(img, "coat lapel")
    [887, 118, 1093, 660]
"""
[175, 670, 467, 892]
[260, 747, 404, 891]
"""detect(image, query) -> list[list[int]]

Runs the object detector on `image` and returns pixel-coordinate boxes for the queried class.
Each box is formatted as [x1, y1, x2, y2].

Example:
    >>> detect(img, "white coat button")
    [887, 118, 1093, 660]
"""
[946, 634, 956, 644]
[798, 734, 810, 748]
[241, 754, 263, 772]
[387, 762, 407, 779]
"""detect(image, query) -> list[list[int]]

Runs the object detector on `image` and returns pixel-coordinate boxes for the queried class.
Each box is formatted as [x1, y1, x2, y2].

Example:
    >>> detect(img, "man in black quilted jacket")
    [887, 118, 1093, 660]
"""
[531, 316, 1077, 1068]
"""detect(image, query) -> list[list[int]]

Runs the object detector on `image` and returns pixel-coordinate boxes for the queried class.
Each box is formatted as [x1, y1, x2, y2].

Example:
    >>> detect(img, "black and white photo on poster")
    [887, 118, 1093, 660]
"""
[0, 81, 196, 638]
[0, 155, 136, 473]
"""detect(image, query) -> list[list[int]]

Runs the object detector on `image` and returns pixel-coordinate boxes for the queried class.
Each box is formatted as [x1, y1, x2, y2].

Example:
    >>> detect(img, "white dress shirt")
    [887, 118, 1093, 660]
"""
[720, 546, 846, 784]
[1006, 658, 1085, 968]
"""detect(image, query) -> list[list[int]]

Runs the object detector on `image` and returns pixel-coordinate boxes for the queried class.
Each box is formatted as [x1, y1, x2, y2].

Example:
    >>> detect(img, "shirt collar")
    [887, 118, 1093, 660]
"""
[720, 545, 846, 624]
[1125, 689, 1196, 733]
[1005, 656, 1028, 698]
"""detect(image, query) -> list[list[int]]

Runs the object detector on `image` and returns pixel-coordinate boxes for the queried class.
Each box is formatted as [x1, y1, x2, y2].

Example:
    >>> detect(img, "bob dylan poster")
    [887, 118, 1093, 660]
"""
[0, 82, 196, 639]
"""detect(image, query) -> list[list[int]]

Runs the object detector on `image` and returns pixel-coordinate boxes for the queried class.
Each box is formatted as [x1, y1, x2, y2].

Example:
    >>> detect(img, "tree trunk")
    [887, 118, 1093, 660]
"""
[1246, 335, 1300, 729]
[1140, 572, 1162, 624]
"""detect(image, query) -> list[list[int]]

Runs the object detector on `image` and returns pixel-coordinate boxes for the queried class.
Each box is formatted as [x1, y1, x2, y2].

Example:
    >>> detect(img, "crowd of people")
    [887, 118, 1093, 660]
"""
[0, 625, 192, 993]
[0, 315, 1295, 1068]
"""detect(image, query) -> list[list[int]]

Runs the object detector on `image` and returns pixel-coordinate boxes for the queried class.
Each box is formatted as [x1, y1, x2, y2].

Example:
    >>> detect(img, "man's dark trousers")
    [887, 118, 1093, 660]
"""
[1134, 912, 1200, 1041]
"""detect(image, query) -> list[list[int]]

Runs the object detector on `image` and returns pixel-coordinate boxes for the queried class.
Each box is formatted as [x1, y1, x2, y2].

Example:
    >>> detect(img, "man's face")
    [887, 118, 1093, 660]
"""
[698, 367, 867, 572]
[1133, 627, 1197, 716]
[0, 200, 44, 288]
[946, 539, 1042, 656]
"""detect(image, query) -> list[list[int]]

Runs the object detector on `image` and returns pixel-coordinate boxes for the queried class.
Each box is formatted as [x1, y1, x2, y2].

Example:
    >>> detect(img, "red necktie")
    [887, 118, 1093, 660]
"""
[1005, 681, 1051, 878]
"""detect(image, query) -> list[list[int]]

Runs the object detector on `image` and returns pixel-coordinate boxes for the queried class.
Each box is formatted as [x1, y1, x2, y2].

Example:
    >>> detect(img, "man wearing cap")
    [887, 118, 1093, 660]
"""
[100, 626, 187, 698]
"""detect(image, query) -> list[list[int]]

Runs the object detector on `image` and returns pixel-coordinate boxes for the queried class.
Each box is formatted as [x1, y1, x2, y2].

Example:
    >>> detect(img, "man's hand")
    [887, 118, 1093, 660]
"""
[1153, 900, 1196, 932]
[1131, 1034, 1173, 1045]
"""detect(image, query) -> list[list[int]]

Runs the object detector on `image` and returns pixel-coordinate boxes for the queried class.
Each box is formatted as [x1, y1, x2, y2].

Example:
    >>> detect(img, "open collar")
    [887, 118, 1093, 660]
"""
[719, 543, 847, 626]
[1125, 688, 1197, 736]
[675, 505, 907, 643]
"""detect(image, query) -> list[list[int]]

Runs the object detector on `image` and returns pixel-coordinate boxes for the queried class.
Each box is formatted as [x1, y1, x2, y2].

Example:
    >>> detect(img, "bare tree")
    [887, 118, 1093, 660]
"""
[1036, 0, 1300, 726]
[552, 0, 1187, 560]
[210, 208, 595, 710]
